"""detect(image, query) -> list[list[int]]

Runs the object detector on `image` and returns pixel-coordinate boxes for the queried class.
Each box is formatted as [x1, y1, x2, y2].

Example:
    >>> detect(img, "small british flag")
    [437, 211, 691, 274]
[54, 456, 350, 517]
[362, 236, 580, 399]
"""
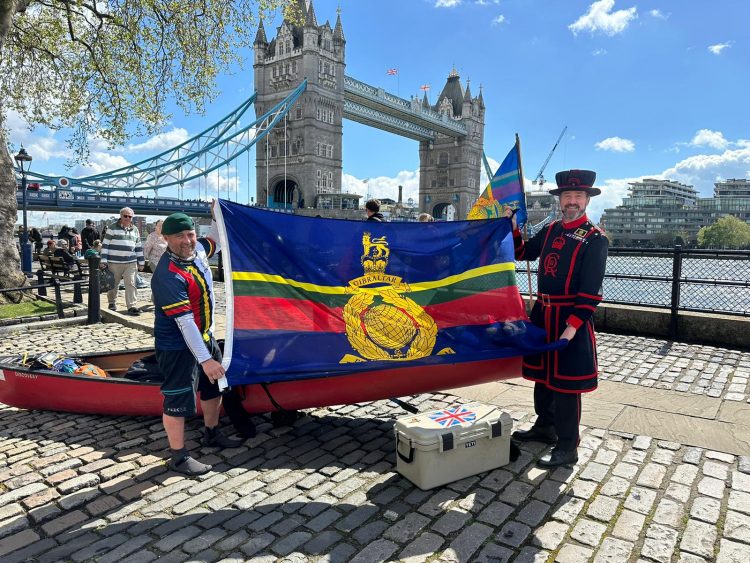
[429, 406, 477, 427]
[386, 68, 398, 75]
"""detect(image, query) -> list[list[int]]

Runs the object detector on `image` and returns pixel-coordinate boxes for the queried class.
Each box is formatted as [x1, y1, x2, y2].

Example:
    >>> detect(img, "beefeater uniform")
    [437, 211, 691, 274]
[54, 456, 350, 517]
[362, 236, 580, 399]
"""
[512, 171, 608, 451]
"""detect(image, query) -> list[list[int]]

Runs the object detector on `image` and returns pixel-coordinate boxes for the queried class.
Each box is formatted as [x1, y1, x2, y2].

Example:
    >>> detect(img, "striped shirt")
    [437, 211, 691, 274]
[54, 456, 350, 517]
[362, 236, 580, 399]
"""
[101, 221, 144, 265]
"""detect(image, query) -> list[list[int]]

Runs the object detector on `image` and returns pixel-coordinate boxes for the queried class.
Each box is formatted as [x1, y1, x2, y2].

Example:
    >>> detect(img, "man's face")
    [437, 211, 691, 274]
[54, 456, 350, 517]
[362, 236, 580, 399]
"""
[164, 230, 197, 259]
[559, 190, 590, 222]
[120, 211, 133, 226]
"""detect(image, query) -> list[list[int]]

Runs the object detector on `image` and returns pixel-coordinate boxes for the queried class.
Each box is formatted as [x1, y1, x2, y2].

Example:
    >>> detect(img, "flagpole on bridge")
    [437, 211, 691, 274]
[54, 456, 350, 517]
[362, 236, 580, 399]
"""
[515, 133, 535, 312]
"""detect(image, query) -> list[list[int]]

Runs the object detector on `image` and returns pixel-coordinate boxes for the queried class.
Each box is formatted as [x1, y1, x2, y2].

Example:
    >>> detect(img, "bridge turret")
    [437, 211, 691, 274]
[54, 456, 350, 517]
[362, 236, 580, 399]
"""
[305, 1, 318, 27]
[333, 9, 345, 52]
[253, 20, 268, 64]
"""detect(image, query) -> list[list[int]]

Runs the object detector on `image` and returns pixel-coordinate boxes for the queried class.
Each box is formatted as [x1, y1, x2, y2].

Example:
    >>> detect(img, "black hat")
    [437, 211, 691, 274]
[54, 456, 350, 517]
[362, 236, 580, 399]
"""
[549, 170, 600, 196]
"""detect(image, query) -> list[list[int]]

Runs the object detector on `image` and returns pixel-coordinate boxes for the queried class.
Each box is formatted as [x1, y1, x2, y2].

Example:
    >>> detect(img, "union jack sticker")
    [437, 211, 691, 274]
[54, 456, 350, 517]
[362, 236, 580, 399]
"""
[429, 406, 476, 427]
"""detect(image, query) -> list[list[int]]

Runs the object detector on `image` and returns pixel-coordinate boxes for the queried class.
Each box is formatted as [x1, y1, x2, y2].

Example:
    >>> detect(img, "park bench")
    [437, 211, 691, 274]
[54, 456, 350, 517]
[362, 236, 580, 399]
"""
[36, 255, 89, 304]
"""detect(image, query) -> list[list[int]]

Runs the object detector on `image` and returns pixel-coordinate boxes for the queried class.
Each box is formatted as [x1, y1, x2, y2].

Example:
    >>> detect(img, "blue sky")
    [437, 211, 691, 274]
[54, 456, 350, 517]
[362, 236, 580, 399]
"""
[11, 0, 750, 225]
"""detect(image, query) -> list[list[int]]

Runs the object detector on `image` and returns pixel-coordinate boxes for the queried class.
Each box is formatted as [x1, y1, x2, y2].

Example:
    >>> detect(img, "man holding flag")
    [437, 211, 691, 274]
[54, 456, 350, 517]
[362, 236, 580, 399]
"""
[506, 170, 608, 468]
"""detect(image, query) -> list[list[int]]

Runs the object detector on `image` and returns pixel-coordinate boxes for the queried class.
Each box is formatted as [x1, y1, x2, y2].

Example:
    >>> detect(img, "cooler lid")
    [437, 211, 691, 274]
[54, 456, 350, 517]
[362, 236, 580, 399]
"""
[395, 402, 511, 449]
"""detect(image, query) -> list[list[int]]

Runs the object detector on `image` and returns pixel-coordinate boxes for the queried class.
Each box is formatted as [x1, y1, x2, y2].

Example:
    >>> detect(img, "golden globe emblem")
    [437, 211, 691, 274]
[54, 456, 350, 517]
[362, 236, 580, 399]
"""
[363, 305, 417, 350]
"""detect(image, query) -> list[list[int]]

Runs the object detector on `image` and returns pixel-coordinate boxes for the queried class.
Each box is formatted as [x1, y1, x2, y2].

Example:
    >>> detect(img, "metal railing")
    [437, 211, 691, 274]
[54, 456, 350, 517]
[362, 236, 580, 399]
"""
[516, 245, 750, 336]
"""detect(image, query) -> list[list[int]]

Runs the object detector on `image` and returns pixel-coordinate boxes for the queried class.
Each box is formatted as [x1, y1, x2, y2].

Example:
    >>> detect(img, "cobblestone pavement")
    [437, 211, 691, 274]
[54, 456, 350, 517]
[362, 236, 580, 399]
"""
[598, 334, 750, 403]
[1, 324, 750, 561]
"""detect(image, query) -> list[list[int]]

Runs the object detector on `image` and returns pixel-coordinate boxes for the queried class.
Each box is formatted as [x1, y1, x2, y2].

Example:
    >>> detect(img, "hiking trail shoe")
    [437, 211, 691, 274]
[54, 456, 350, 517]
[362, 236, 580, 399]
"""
[169, 454, 211, 476]
[127, 307, 141, 316]
[202, 426, 244, 448]
[107, 303, 116, 311]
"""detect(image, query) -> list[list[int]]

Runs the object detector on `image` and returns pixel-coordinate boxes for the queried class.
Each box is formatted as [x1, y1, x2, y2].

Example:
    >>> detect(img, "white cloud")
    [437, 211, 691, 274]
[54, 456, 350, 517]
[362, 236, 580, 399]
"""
[592, 48, 608, 56]
[569, 0, 638, 37]
[435, 0, 461, 7]
[475, 0, 500, 5]
[126, 128, 190, 153]
[708, 42, 731, 55]
[492, 15, 506, 26]
[690, 129, 729, 150]
[587, 176, 641, 222]
[648, 9, 668, 19]
[595, 136, 635, 152]
[74, 153, 131, 176]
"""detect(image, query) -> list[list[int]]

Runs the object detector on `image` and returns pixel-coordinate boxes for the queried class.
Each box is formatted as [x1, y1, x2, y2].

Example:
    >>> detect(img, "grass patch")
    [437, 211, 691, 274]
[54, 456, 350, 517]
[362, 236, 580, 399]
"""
[0, 300, 57, 320]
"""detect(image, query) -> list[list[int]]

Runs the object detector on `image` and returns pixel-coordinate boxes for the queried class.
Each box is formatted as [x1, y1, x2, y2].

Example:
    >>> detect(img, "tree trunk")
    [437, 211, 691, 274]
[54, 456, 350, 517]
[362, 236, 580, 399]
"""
[0, 120, 27, 303]
[0, 1, 30, 303]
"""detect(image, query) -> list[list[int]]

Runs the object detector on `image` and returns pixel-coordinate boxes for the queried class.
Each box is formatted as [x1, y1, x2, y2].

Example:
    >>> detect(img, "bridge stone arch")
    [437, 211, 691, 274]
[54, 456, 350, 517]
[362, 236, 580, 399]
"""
[269, 176, 302, 209]
[431, 202, 457, 222]
[253, 0, 485, 219]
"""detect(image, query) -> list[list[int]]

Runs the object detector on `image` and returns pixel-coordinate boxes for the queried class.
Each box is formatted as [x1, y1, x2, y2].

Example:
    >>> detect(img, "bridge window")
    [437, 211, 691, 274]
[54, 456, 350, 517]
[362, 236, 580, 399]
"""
[449, 179, 455, 187]
[468, 177, 475, 189]
[295, 107, 303, 120]
[438, 152, 449, 167]
[431, 180, 437, 188]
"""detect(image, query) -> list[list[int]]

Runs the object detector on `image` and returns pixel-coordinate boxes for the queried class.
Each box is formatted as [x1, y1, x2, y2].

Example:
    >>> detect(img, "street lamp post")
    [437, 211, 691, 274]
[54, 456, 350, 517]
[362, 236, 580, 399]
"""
[14, 147, 33, 275]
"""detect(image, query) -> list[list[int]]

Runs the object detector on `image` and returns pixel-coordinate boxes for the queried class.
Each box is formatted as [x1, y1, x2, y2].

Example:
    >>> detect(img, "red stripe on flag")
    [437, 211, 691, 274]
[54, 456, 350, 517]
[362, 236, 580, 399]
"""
[233, 286, 526, 332]
[387, 68, 398, 75]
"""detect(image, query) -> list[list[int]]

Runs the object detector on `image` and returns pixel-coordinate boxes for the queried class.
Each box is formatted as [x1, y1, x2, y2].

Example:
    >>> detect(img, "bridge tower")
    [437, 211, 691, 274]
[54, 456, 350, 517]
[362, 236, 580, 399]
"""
[419, 69, 485, 220]
[253, 0, 346, 210]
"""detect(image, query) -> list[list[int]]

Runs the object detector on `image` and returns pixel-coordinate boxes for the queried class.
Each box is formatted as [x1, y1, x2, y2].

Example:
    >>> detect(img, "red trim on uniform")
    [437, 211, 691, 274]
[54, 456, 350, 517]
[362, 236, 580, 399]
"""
[555, 371, 598, 380]
[168, 261, 204, 330]
[574, 304, 597, 312]
[564, 226, 597, 294]
[577, 292, 602, 301]
[561, 214, 588, 230]
[566, 315, 584, 329]
[545, 385, 597, 394]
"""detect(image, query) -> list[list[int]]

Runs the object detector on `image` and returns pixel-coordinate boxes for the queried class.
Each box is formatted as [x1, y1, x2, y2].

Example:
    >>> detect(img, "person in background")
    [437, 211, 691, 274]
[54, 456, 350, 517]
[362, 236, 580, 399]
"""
[53, 239, 77, 267]
[143, 219, 168, 272]
[42, 240, 56, 256]
[418, 213, 434, 222]
[81, 219, 100, 253]
[507, 169, 608, 469]
[85, 240, 102, 259]
[100, 207, 145, 315]
[29, 227, 43, 254]
[151, 211, 242, 476]
[365, 199, 384, 222]
[70, 228, 83, 256]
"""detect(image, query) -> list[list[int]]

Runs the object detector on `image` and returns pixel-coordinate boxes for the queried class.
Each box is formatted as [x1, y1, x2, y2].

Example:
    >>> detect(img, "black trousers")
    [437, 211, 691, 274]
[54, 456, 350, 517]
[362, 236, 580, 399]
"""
[533, 383, 582, 451]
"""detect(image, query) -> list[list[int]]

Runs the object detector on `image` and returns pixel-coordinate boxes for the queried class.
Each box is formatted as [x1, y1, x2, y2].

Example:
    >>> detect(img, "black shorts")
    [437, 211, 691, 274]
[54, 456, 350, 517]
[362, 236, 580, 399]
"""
[156, 337, 222, 417]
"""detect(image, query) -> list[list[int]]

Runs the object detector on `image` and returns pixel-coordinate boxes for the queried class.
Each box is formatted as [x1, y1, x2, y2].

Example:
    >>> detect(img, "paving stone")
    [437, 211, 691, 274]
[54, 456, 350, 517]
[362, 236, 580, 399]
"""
[666, 482, 692, 503]
[690, 496, 722, 523]
[716, 538, 750, 563]
[240, 532, 275, 557]
[570, 518, 607, 547]
[476, 500, 514, 526]
[474, 542, 514, 562]
[530, 520, 568, 550]
[697, 476, 726, 499]
[349, 538, 398, 563]
[397, 532, 444, 563]
[638, 463, 667, 488]
[612, 509, 646, 542]
[642, 524, 679, 563]
[440, 522, 493, 561]
[652, 498, 685, 527]
[679, 519, 717, 559]
[672, 464, 699, 485]
[551, 495, 585, 525]
[556, 543, 594, 563]
[593, 537, 634, 563]
[624, 486, 658, 514]
[271, 531, 313, 556]
[723, 511, 750, 543]
[496, 521, 531, 548]
[732, 470, 750, 492]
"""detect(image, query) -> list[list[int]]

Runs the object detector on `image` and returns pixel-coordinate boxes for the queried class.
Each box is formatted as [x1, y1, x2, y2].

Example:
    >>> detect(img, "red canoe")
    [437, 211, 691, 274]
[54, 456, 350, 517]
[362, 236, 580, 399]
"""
[0, 348, 521, 416]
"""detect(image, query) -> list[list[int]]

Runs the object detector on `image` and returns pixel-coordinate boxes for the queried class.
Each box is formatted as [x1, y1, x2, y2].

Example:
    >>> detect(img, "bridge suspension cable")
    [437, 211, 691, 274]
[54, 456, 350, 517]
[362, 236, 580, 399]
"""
[21, 81, 308, 194]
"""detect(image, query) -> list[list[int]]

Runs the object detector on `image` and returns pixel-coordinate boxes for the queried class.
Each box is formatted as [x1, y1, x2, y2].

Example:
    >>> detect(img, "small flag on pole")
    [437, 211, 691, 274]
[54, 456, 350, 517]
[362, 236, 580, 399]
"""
[420, 84, 430, 91]
[386, 68, 398, 75]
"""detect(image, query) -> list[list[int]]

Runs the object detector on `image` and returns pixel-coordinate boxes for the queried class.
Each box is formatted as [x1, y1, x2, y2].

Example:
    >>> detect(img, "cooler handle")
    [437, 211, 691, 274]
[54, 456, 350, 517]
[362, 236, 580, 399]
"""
[487, 420, 503, 438]
[396, 435, 415, 464]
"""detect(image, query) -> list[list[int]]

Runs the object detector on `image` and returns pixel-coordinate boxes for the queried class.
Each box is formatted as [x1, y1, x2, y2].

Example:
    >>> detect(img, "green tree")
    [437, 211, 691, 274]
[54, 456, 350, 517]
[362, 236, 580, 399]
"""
[697, 215, 750, 249]
[0, 0, 299, 300]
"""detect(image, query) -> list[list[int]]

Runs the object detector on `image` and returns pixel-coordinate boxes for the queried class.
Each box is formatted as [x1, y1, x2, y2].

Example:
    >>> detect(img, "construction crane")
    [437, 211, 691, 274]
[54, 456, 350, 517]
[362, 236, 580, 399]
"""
[532, 125, 568, 188]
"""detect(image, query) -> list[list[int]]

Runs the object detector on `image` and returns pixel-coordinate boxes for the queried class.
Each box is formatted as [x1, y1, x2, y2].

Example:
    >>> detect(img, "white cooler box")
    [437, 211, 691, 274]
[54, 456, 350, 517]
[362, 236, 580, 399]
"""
[394, 401, 512, 490]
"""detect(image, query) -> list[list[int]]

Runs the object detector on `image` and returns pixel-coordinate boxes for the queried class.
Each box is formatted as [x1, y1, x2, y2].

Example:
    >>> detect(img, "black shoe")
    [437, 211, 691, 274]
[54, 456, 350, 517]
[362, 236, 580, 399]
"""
[107, 303, 116, 311]
[512, 425, 558, 444]
[127, 307, 141, 316]
[537, 447, 578, 469]
[202, 426, 244, 449]
[169, 453, 212, 476]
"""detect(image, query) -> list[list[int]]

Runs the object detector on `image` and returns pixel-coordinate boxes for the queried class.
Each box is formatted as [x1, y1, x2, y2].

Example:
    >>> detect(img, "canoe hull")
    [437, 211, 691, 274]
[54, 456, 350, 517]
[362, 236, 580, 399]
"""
[0, 350, 521, 416]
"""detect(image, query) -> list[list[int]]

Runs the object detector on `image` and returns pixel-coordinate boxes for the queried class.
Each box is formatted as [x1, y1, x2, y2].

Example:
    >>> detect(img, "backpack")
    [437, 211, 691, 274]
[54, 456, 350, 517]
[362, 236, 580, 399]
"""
[74, 363, 108, 378]
[125, 354, 164, 383]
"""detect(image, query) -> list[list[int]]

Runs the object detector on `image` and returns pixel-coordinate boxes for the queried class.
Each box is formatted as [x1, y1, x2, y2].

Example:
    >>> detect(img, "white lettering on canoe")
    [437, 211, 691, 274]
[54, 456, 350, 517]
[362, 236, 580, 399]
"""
[13, 371, 38, 380]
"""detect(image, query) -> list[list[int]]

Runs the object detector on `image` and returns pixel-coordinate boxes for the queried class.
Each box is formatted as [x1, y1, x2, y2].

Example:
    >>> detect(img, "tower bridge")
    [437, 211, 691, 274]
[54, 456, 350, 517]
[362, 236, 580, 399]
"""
[17, 0, 486, 221]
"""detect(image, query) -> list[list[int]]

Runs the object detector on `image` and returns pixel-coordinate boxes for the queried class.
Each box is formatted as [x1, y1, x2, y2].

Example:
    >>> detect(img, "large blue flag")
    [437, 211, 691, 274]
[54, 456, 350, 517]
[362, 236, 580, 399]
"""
[216, 200, 564, 386]
[468, 138, 528, 228]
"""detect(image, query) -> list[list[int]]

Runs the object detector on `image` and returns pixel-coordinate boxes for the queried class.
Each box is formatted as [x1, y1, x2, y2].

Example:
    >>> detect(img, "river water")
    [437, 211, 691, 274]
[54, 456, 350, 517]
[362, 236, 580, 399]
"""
[515, 255, 750, 315]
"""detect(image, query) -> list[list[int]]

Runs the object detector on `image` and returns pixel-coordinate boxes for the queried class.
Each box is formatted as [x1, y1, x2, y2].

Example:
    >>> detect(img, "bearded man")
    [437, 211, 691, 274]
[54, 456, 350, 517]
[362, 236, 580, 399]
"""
[506, 170, 608, 468]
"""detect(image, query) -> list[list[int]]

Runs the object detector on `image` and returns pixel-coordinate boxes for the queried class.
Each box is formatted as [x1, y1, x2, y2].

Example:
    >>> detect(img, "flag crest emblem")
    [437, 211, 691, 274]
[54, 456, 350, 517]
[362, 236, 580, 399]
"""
[342, 233, 438, 363]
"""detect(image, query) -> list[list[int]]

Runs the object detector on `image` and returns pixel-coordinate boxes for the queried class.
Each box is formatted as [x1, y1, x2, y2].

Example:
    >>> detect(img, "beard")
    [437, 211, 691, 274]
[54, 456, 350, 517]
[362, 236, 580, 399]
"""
[562, 205, 585, 222]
